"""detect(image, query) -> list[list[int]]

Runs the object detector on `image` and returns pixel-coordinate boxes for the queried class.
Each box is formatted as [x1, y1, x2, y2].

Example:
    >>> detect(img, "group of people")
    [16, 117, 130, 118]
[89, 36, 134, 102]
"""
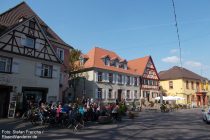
[23, 96, 123, 126]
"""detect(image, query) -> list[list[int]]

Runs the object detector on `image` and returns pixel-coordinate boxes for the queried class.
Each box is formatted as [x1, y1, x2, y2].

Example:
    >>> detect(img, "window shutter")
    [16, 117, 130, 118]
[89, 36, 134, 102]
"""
[130, 77, 132, 85]
[121, 75, 124, 84]
[125, 76, 127, 85]
[52, 65, 59, 78]
[102, 89, 105, 99]
[112, 90, 115, 99]
[95, 71, 98, 82]
[113, 73, 115, 84]
[35, 63, 42, 76]
[133, 77, 135, 86]
[132, 91, 135, 99]
[102, 72, 105, 82]
[95, 88, 98, 99]
[116, 74, 118, 84]
[12, 59, 20, 73]
[106, 73, 109, 82]
[106, 89, 108, 99]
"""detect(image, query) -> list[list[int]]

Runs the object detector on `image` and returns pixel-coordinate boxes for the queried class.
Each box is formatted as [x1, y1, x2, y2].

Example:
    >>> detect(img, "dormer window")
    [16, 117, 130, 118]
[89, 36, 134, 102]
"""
[79, 57, 84, 65]
[115, 59, 119, 68]
[110, 58, 119, 67]
[123, 64, 127, 70]
[104, 57, 110, 66]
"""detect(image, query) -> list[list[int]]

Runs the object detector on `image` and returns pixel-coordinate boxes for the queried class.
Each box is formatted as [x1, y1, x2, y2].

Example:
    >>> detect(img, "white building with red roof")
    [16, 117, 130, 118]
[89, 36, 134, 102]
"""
[74, 47, 160, 105]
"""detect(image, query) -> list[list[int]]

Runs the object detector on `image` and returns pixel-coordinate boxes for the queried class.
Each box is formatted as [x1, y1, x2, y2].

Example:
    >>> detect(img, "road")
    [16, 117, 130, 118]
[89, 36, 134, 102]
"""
[1, 108, 210, 140]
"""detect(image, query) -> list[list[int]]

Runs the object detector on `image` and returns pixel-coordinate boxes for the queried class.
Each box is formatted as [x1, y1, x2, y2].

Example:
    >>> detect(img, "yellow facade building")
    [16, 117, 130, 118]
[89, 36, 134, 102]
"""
[159, 66, 210, 107]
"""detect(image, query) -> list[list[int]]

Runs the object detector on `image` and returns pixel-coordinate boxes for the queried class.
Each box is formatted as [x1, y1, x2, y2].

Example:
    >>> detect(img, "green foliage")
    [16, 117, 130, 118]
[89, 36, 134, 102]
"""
[119, 103, 127, 115]
[69, 49, 82, 73]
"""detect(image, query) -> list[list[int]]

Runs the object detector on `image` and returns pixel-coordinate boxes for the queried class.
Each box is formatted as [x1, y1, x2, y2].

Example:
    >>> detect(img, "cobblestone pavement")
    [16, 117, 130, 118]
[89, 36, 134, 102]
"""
[1, 108, 210, 140]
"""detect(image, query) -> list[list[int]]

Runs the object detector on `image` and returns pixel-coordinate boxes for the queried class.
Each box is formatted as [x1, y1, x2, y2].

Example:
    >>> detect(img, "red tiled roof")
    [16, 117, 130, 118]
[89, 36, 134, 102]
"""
[82, 47, 151, 76]
[0, 2, 72, 48]
[127, 56, 150, 75]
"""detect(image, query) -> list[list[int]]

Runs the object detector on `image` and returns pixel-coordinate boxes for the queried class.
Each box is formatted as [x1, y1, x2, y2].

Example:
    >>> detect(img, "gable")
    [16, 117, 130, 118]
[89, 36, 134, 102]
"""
[143, 58, 159, 80]
[0, 17, 61, 63]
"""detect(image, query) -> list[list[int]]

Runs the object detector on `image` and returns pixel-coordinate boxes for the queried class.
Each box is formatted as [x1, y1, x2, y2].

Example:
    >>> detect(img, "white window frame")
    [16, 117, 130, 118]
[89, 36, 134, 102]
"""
[21, 36, 35, 48]
[41, 64, 52, 78]
[98, 72, 103, 82]
[57, 48, 64, 61]
[109, 73, 113, 83]
[126, 90, 130, 99]
[98, 88, 102, 99]
[0, 56, 12, 73]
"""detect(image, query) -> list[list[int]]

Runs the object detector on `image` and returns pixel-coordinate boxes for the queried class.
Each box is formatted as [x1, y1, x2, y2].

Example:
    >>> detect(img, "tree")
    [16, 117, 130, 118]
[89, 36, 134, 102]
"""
[68, 49, 82, 102]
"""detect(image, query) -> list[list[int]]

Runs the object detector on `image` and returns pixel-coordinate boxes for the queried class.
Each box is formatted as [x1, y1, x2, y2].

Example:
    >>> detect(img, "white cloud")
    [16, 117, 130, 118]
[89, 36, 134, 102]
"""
[162, 56, 180, 63]
[170, 49, 178, 54]
[185, 61, 202, 67]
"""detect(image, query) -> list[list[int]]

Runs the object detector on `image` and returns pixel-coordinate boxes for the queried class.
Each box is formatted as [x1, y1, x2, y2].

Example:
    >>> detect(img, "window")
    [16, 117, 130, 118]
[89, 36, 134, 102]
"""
[169, 81, 173, 89]
[41, 64, 52, 78]
[153, 81, 157, 86]
[57, 48, 64, 61]
[134, 77, 137, 86]
[152, 92, 157, 98]
[110, 60, 116, 67]
[134, 90, 138, 99]
[0, 56, 12, 73]
[149, 80, 153, 85]
[123, 64, 127, 70]
[186, 81, 189, 89]
[191, 81, 194, 90]
[145, 79, 148, 85]
[98, 88, 102, 99]
[98, 72, 102, 82]
[108, 89, 112, 99]
[126, 90, 130, 99]
[143, 91, 147, 97]
[127, 76, 130, 85]
[108, 73, 113, 83]
[29, 21, 35, 30]
[119, 63, 123, 68]
[196, 82, 199, 90]
[118, 74, 122, 84]
[21, 36, 35, 48]
[104, 57, 110, 66]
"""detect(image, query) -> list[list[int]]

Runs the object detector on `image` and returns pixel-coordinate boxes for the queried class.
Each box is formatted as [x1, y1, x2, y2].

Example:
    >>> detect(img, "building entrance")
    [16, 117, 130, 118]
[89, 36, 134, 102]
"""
[22, 87, 48, 111]
[117, 89, 122, 102]
[0, 85, 12, 118]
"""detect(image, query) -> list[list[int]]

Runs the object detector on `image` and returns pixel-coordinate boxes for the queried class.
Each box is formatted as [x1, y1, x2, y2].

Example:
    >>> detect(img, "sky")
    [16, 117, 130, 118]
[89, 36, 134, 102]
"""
[1, 0, 210, 78]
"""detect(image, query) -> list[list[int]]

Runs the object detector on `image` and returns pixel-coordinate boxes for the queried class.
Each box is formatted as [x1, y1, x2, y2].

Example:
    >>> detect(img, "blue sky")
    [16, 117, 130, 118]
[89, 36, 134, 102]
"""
[1, 0, 210, 78]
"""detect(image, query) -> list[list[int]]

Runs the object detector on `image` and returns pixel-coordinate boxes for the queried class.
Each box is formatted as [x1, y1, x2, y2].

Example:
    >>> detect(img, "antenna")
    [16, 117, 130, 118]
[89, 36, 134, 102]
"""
[172, 0, 182, 68]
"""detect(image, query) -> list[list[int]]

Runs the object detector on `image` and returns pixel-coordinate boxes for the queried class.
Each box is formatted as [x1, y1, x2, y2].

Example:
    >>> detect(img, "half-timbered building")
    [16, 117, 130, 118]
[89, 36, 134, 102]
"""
[0, 2, 73, 118]
[128, 56, 160, 102]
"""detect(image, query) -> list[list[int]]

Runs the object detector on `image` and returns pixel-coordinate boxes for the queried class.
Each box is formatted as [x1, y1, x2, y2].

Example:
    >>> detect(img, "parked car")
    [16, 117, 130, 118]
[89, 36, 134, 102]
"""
[202, 107, 210, 124]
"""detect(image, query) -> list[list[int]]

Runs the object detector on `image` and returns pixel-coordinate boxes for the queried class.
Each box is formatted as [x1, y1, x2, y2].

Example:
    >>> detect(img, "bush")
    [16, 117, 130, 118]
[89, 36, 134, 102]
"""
[119, 103, 127, 115]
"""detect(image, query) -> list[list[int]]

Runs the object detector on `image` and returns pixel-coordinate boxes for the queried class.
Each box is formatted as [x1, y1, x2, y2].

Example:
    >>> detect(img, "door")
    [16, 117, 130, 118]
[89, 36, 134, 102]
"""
[118, 89, 122, 102]
[0, 86, 11, 118]
[146, 91, 150, 102]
